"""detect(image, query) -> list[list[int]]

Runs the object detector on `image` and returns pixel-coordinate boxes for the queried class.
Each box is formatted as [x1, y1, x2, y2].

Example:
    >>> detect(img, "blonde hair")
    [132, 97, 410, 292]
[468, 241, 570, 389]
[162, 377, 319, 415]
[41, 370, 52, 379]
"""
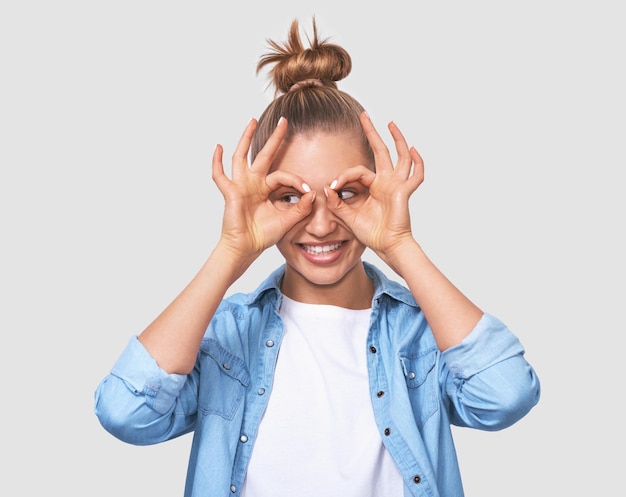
[251, 18, 373, 164]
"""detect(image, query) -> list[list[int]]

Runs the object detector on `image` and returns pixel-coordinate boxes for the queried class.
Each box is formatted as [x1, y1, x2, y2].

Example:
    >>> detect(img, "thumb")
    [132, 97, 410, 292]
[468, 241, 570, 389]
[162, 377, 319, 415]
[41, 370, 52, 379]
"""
[324, 187, 358, 229]
[281, 190, 316, 229]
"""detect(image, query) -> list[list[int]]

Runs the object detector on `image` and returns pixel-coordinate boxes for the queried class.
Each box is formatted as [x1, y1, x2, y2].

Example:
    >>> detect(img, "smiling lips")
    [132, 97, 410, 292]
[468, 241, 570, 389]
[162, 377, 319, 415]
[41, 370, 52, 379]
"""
[298, 241, 346, 263]
[300, 242, 344, 254]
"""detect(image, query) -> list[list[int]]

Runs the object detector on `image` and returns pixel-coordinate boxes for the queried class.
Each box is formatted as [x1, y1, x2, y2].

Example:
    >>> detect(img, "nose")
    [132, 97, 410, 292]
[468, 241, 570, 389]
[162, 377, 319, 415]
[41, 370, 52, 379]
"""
[304, 193, 338, 237]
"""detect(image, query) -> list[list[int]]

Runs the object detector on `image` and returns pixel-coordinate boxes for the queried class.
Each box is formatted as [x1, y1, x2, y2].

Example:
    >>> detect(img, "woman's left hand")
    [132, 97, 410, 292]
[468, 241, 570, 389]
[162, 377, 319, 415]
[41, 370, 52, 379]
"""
[326, 112, 424, 263]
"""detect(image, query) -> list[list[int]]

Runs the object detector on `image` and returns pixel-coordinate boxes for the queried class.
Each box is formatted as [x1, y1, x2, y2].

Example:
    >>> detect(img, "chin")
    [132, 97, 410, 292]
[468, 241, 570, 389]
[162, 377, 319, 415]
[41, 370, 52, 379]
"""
[288, 259, 364, 287]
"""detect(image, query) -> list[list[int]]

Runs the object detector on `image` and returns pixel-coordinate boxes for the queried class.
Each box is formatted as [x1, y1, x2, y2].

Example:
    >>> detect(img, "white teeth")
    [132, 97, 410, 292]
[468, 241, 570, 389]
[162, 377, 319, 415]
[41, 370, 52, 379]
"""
[302, 242, 342, 254]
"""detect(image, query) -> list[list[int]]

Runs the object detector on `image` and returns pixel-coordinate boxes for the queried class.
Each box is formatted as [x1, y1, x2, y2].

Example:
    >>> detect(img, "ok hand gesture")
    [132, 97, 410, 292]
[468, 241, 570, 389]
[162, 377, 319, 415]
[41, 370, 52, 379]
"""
[212, 117, 314, 263]
[326, 112, 424, 267]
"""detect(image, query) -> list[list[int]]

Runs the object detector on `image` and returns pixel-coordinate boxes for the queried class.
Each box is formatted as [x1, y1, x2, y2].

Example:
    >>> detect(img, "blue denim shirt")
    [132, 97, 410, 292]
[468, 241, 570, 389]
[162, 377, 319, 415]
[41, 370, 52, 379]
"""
[95, 262, 540, 497]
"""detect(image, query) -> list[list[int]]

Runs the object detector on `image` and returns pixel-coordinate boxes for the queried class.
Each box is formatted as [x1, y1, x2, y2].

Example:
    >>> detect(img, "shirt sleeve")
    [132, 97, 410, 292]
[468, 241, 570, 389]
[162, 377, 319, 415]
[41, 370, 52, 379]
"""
[440, 313, 541, 430]
[94, 336, 195, 445]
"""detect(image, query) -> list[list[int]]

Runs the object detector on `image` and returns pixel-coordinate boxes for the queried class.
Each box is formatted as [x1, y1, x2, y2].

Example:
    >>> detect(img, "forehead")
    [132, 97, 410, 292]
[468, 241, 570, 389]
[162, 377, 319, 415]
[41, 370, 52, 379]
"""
[271, 131, 372, 178]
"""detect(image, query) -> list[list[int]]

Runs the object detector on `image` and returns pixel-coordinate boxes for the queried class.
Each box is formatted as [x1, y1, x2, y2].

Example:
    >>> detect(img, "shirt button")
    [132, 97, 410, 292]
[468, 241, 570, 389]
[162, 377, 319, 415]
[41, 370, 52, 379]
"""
[369, 346, 377, 353]
[257, 388, 266, 395]
[222, 363, 231, 370]
[266, 340, 275, 347]
[240, 435, 248, 443]
[408, 371, 416, 380]
[377, 391, 385, 397]
[230, 484, 237, 493]
[384, 428, 391, 436]
[413, 475, 421, 484]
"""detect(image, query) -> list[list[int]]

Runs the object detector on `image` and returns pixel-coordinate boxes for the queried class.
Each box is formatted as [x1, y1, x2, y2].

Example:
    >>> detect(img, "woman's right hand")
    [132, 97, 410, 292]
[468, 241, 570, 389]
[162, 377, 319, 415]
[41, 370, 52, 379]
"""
[212, 117, 314, 263]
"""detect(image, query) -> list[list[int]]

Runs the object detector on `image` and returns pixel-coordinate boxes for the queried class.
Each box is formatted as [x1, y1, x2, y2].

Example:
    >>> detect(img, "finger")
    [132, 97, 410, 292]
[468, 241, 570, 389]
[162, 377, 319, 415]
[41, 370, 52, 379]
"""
[407, 146, 425, 188]
[250, 116, 289, 175]
[231, 118, 258, 180]
[265, 170, 311, 194]
[329, 165, 376, 189]
[211, 143, 230, 193]
[281, 191, 316, 227]
[359, 111, 394, 172]
[388, 121, 413, 178]
[324, 186, 359, 230]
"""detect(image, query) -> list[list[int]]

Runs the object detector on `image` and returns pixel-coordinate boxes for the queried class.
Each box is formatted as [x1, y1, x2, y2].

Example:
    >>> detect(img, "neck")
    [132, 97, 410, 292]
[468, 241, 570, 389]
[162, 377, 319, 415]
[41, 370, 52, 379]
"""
[281, 262, 374, 310]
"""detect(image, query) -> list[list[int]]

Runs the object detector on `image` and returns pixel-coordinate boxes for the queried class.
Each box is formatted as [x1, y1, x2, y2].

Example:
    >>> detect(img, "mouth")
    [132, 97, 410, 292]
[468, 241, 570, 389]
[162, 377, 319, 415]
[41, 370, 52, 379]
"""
[298, 241, 345, 255]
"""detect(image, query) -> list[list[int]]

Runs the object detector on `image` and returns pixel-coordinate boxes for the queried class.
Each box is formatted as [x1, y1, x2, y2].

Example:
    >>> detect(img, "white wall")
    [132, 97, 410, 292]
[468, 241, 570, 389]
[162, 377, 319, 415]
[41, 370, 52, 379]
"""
[1, 1, 623, 495]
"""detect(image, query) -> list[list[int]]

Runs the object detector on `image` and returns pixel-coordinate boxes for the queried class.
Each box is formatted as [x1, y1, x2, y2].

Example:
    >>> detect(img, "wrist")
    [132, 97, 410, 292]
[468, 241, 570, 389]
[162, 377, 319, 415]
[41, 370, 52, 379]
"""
[377, 237, 424, 276]
[208, 241, 259, 282]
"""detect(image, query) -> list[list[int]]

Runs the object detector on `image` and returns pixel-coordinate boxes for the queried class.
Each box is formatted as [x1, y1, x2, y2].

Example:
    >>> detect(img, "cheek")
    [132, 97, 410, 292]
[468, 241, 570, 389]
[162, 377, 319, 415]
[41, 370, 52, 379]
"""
[275, 224, 300, 250]
[348, 196, 368, 208]
[352, 241, 367, 257]
[275, 236, 305, 266]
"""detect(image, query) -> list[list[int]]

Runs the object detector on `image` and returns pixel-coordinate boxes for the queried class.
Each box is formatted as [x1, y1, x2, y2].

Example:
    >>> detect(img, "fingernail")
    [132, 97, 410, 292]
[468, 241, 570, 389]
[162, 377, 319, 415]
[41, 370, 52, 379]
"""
[329, 179, 337, 190]
[277, 116, 284, 126]
[302, 182, 311, 193]
[323, 187, 329, 198]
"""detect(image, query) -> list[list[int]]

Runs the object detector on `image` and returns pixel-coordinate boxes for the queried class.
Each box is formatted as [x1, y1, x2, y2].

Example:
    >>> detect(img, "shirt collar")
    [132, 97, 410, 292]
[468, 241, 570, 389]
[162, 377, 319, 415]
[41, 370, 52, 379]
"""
[243, 261, 418, 309]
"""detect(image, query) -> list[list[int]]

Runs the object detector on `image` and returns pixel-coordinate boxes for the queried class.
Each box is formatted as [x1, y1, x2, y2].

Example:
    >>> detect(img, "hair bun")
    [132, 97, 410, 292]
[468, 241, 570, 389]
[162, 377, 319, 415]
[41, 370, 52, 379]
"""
[257, 18, 352, 95]
[288, 78, 324, 92]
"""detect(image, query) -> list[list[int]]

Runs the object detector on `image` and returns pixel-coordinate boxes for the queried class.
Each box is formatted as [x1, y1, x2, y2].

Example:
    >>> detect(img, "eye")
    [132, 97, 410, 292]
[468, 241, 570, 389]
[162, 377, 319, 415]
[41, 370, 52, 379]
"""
[280, 193, 302, 204]
[337, 189, 356, 201]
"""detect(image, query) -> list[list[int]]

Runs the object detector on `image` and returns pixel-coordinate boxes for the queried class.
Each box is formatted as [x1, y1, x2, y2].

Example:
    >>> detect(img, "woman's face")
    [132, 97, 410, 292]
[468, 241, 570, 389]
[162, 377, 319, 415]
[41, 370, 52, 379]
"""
[269, 131, 374, 306]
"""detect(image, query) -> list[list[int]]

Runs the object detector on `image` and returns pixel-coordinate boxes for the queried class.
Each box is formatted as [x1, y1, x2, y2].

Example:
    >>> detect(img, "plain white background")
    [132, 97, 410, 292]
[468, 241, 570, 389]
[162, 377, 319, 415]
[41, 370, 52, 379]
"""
[1, 1, 624, 495]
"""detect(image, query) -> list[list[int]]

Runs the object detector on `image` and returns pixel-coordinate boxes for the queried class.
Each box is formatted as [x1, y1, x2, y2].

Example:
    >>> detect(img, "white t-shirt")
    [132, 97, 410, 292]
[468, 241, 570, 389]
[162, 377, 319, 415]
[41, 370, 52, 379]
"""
[241, 296, 404, 497]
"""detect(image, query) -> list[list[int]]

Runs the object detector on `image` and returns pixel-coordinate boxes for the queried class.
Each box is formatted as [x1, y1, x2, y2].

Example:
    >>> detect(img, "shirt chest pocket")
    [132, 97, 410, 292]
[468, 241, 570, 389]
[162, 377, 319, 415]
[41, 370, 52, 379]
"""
[198, 339, 250, 420]
[399, 349, 438, 428]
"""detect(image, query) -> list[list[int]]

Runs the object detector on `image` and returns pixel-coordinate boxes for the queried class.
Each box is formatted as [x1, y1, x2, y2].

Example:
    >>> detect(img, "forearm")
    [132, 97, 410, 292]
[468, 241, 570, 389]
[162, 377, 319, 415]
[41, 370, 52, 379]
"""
[381, 239, 483, 351]
[138, 242, 255, 374]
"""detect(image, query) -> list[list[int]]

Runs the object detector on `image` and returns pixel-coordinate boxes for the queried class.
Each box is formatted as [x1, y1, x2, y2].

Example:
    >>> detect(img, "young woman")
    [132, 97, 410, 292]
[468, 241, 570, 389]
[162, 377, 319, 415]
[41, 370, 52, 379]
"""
[95, 18, 540, 497]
